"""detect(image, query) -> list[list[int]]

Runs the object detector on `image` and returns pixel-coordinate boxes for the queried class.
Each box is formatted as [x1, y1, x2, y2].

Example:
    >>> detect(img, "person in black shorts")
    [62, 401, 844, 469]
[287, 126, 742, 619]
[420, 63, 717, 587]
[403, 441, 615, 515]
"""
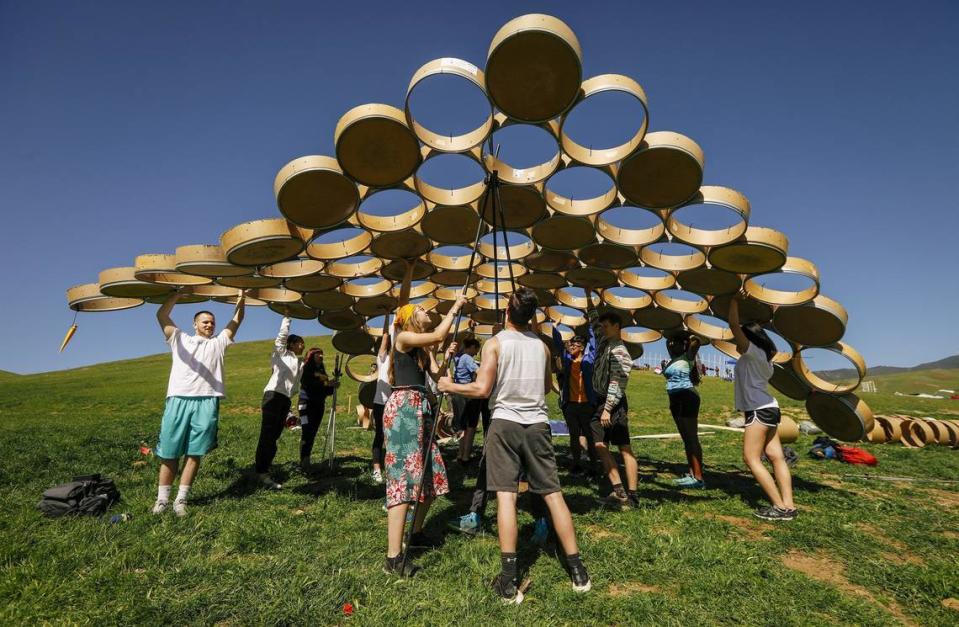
[590, 311, 639, 508]
[440, 289, 590, 604]
[729, 293, 796, 521]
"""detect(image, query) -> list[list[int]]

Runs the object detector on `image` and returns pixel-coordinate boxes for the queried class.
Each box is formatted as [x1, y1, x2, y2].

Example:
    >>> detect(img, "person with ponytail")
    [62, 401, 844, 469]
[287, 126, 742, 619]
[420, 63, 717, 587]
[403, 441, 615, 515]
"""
[728, 292, 797, 521]
[382, 262, 467, 577]
[298, 346, 335, 470]
[662, 332, 705, 488]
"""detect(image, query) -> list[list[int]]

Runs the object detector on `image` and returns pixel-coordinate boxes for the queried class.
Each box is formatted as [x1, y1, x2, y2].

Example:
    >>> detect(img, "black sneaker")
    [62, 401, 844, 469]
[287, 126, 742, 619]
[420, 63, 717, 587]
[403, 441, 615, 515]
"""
[491, 572, 524, 605]
[569, 562, 592, 593]
[754, 506, 797, 521]
[383, 554, 420, 578]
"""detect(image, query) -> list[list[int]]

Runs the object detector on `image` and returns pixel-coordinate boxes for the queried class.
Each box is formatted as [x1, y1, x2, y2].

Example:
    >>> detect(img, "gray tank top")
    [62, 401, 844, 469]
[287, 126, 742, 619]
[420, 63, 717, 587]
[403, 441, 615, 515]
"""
[489, 329, 549, 425]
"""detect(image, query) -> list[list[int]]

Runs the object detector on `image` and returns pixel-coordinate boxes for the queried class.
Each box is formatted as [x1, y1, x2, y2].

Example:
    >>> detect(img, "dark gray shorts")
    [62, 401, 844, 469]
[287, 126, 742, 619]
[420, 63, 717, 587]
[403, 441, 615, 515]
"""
[485, 419, 562, 495]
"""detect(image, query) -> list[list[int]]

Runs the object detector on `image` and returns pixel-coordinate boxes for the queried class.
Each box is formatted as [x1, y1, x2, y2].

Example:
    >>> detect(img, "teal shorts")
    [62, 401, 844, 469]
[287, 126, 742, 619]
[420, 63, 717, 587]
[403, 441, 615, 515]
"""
[155, 396, 220, 459]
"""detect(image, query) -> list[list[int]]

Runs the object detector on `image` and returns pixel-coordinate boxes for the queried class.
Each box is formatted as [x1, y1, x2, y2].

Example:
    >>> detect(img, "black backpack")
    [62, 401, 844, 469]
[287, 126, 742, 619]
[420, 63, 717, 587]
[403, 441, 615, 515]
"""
[37, 473, 120, 518]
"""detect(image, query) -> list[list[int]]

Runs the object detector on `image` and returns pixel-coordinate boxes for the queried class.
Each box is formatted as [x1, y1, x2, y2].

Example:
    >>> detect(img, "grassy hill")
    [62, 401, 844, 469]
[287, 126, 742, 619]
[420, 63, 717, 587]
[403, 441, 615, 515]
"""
[816, 353, 959, 381]
[0, 338, 957, 624]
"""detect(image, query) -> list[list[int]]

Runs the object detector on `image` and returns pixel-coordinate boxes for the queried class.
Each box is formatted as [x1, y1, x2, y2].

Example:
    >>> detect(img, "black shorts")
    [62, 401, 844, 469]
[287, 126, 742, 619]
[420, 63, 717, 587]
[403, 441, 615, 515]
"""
[743, 407, 781, 428]
[590, 397, 630, 446]
[485, 420, 561, 495]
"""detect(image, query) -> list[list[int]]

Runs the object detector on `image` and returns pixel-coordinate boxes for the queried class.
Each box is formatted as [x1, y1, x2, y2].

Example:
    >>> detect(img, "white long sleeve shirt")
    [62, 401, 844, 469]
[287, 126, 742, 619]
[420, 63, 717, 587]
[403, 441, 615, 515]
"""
[263, 317, 303, 399]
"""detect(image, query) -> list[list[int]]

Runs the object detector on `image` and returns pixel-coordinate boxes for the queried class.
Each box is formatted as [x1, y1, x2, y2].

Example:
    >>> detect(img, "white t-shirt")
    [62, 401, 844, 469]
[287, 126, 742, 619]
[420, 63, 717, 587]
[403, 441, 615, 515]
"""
[263, 317, 303, 399]
[374, 352, 392, 406]
[489, 330, 549, 425]
[734, 342, 778, 411]
[166, 328, 233, 398]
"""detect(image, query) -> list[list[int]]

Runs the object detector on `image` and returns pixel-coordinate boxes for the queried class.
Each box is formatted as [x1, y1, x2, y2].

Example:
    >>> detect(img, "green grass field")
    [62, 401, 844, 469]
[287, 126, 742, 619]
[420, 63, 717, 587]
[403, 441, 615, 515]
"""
[1, 338, 957, 625]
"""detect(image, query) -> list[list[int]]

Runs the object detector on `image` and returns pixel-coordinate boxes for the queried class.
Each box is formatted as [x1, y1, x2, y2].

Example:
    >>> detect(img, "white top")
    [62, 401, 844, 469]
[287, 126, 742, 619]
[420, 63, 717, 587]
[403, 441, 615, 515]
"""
[374, 351, 392, 406]
[263, 317, 303, 399]
[734, 342, 779, 411]
[489, 330, 549, 425]
[166, 328, 233, 398]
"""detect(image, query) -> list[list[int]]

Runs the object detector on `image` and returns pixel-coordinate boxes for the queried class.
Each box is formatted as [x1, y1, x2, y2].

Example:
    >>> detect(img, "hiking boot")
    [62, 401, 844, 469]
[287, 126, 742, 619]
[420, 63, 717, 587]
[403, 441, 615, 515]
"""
[674, 474, 706, 489]
[172, 499, 188, 518]
[383, 554, 420, 578]
[449, 512, 481, 535]
[151, 499, 168, 515]
[604, 490, 629, 509]
[491, 572, 524, 605]
[531, 517, 549, 545]
[371, 468, 384, 485]
[754, 506, 797, 521]
[569, 562, 592, 593]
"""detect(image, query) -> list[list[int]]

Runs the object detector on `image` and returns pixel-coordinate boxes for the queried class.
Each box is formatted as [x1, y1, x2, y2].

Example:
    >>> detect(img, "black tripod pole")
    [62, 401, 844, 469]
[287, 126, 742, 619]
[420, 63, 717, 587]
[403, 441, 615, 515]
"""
[322, 353, 343, 472]
[400, 177, 491, 570]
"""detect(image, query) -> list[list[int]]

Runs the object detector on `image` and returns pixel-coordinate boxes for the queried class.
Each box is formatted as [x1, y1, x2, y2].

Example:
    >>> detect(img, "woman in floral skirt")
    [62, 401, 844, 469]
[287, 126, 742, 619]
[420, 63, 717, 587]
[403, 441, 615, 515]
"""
[383, 294, 466, 577]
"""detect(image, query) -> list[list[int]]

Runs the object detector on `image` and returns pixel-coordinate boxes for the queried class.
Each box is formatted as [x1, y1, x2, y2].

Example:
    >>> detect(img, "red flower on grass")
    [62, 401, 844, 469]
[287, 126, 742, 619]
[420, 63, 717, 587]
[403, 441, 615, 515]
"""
[343, 602, 353, 616]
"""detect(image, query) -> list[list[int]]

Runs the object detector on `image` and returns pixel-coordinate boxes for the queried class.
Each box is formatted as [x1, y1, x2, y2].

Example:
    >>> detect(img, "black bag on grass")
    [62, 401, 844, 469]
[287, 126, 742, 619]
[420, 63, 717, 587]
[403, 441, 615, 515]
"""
[37, 473, 120, 518]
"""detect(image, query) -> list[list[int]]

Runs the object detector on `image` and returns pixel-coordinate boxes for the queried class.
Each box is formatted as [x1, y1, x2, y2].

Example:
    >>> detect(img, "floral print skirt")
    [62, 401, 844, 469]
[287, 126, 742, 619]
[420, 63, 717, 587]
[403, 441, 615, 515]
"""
[383, 387, 449, 507]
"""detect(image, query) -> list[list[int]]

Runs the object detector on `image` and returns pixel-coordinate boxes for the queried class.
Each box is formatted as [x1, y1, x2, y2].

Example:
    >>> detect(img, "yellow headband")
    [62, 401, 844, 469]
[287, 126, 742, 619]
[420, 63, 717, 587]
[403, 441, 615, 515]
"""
[395, 304, 417, 327]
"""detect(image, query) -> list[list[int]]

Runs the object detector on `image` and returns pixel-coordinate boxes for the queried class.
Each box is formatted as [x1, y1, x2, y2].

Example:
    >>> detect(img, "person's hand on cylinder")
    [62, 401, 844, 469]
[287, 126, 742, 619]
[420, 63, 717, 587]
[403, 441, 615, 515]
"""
[437, 375, 454, 394]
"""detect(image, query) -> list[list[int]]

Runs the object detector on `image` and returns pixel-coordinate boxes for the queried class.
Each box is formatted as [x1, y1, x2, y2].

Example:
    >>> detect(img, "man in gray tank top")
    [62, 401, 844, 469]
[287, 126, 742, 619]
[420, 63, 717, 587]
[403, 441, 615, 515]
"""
[440, 288, 591, 604]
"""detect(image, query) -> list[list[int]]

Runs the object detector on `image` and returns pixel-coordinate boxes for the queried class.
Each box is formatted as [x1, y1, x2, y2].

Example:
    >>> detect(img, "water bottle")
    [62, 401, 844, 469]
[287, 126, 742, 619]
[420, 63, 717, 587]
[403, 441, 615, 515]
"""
[110, 513, 132, 524]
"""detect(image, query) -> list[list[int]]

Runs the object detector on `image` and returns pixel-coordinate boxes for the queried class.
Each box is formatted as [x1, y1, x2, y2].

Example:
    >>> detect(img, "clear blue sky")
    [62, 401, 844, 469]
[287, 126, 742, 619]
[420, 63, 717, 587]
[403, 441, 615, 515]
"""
[1, 0, 957, 374]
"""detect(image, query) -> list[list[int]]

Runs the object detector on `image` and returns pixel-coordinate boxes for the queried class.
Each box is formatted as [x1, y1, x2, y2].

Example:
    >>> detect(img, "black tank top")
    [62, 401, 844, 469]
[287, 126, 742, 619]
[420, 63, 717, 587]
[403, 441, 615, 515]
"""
[392, 348, 426, 388]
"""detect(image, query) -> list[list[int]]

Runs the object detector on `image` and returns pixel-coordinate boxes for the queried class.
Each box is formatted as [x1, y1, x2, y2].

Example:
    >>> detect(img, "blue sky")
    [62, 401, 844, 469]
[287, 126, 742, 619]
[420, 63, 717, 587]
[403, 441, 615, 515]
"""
[1, 0, 957, 374]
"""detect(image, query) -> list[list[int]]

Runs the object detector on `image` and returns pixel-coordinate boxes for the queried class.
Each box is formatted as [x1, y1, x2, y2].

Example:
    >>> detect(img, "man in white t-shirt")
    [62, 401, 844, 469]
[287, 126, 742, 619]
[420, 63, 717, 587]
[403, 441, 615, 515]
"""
[439, 288, 590, 604]
[152, 288, 246, 517]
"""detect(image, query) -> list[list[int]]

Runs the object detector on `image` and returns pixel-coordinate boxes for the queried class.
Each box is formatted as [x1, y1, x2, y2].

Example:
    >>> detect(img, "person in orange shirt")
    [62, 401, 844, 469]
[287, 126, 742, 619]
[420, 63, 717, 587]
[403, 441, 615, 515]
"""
[551, 291, 599, 475]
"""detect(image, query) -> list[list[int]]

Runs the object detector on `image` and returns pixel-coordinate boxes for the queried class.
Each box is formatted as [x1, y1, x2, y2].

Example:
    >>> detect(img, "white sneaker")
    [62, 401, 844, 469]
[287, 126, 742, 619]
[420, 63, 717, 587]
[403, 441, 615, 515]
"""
[372, 469, 384, 484]
[151, 499, 168, 514]
[173, 499, 188, 518]
[259, 474, 283, 491]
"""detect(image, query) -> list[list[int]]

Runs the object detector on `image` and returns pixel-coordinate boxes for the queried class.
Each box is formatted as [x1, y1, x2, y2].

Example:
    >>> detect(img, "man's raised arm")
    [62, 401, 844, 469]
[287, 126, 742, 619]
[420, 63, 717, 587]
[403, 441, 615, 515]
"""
[224, 290, 246, 341]
[157, 290, 181, 341]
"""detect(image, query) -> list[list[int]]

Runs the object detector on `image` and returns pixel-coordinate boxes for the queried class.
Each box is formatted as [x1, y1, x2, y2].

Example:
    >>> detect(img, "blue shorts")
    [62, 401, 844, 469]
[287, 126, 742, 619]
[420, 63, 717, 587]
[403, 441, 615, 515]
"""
[156, 396, 220, 459]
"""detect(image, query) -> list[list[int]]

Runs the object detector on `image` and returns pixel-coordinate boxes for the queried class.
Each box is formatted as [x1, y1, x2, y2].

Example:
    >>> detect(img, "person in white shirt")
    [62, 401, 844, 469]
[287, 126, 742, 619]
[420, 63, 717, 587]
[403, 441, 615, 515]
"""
[439, 288, 591, 604]
[253, 315, 305, 490]
[729, 292, 796, 521]
[153, 288, 246, 517]
[371, 313, 392, 485]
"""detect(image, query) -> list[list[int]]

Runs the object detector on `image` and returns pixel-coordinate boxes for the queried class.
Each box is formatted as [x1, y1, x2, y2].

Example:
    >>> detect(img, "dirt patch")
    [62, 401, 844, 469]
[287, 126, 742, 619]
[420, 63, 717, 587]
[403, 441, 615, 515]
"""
[943, 598, 959, 612]
[608, 581, 662, 596]
[856, 523, 924, 565]
[942, 531, 959, 540]
[583, 523, 625, 541]
[686, 512, 771, 541]
[781, 551, 916, 626]
[921, 488, 959, 509]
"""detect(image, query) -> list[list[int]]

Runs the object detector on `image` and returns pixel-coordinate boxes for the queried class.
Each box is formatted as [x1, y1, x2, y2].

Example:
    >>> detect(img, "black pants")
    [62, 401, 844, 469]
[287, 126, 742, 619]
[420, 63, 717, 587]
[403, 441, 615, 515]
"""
[255, 391, 291, 473]
[562, 401, 597, 466]
[668, 389, 702, 467]
[299, 397, 327, 460]
[371, 403, 385, 468]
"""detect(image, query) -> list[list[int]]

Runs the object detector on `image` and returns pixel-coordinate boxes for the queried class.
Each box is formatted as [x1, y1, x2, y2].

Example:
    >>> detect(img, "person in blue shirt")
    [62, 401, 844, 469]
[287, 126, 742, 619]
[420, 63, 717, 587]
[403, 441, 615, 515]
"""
[551, 289, 599, 475]
[662, 332, 704, 488]
[453, 337, 482, 464]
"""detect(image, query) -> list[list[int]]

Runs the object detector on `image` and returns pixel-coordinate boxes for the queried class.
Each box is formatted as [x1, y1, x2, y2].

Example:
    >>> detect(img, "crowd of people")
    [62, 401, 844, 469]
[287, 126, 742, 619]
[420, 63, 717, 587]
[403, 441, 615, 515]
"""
[147, 263, 796, 604]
